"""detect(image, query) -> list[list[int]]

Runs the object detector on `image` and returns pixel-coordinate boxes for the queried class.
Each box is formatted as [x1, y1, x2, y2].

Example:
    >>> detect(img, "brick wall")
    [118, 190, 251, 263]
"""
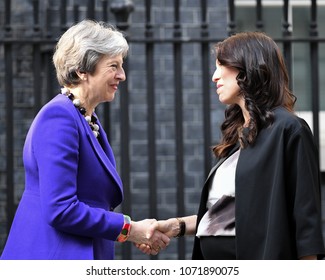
[1, 0, 324, 260]
[0, 0, 228, 259]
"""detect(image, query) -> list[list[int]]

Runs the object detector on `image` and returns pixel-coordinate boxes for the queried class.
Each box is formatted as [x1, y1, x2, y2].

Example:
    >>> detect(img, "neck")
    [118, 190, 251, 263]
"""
[241, 108, 250, 127]
[64, 87, 94, 115]
[61, 87, 100, 138]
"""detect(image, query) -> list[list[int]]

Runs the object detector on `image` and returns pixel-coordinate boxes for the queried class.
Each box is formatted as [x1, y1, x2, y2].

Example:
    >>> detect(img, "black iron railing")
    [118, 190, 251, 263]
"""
[0, 0, 323, 259]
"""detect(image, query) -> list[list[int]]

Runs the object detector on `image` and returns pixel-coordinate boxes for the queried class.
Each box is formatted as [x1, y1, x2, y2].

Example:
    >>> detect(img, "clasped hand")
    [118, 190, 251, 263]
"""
[131, 218, 176, 255]
[127, 219, 168, 255]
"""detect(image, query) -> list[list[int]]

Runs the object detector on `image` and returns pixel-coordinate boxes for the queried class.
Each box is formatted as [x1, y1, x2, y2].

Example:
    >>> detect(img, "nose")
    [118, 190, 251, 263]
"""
[212, 68, 220, 82]
[116, 67, 126, 81]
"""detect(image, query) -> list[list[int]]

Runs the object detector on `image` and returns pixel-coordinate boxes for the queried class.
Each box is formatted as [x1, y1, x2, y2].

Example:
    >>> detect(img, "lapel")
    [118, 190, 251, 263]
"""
[204, 143, 240, 184]
[77, 112, 123, 196]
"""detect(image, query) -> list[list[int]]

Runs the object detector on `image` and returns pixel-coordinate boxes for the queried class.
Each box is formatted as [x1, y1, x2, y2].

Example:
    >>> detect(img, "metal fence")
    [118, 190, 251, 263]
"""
[0, 0, 324, 259]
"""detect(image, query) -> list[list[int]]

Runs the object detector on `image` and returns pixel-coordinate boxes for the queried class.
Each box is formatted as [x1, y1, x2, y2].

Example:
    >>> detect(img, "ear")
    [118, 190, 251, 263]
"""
[76, 69, 87, 80]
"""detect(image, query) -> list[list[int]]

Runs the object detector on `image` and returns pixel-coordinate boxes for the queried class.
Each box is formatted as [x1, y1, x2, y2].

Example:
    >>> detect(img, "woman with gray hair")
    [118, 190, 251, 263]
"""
[1, 19, 169, 260]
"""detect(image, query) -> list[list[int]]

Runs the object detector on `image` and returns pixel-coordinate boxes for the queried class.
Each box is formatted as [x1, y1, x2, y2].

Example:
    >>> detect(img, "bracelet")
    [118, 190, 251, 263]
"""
[116, 215, 131, 242]
[175, 218, 186, 238]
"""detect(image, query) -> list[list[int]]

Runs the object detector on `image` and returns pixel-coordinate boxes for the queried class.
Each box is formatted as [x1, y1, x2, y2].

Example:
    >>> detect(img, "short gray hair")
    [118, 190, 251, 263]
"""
[53, 19, 129, 86]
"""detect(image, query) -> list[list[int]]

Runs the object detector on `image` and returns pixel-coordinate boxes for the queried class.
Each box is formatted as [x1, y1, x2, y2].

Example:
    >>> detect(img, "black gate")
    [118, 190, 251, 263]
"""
[0, 0, 323, 259]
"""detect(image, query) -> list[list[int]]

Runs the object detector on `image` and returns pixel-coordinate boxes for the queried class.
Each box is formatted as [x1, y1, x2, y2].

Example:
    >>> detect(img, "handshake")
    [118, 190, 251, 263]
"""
[127, 216, 191, 255]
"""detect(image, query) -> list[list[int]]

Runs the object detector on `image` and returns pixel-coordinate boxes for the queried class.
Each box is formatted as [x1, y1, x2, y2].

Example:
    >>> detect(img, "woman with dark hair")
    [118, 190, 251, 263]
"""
[141, 31, 325, 259]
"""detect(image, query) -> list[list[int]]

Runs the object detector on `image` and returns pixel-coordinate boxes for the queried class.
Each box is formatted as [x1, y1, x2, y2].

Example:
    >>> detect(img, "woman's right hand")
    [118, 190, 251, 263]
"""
[134, 218, 179, 255]
[127, 219, 170, 253]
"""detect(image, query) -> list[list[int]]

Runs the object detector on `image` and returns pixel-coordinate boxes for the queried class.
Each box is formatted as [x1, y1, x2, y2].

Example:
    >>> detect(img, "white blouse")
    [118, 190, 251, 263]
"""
[196, 149, 240, 237]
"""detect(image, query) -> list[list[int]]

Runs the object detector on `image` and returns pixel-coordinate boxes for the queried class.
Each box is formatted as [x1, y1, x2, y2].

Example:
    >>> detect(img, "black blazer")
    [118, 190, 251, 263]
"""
[192, 107, 325, 259]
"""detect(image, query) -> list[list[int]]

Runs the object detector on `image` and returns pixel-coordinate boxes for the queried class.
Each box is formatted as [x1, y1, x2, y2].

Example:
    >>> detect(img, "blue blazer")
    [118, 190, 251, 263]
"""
[1, 94, 125, 259]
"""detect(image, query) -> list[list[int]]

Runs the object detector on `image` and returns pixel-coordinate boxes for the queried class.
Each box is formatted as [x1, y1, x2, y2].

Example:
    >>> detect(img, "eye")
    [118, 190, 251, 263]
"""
[110, 64, 118, 69]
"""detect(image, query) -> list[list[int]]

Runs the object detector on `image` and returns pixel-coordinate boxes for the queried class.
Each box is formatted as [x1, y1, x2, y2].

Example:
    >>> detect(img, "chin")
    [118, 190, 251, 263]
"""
[106, 94, 115, 102]
[218, 97, 226, 104]
[219, 99, 231, 106]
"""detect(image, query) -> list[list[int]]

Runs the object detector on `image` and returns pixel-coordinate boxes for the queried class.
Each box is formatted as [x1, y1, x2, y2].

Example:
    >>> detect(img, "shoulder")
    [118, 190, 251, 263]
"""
[40, 94, 72, 112]
[272, 107, 312, 136]
[255, 107, 314, 147]
[30, 94, 80, 133]
[28, 94, 80, 147]
[36, 94, 76, 120]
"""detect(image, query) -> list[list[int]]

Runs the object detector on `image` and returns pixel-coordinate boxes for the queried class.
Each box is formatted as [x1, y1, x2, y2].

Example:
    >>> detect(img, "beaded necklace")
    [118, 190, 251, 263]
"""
[61, 88, 100, 138]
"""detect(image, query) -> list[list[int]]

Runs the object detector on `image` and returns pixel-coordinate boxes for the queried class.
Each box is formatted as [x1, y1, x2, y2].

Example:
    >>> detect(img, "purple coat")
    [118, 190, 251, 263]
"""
[1, 94, 125, 259]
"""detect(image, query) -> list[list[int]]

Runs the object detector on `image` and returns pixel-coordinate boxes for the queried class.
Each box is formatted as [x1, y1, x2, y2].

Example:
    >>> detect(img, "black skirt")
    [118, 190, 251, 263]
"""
[200, 236, 236, 260]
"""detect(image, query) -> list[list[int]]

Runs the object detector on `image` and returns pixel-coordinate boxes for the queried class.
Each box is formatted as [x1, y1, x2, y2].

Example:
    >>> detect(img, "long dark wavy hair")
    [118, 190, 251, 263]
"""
[213, 32, 296, 158]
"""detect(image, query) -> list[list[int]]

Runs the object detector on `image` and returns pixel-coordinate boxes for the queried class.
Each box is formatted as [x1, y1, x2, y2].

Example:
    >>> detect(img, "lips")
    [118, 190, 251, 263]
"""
[111, 84, 119, 90]
[216, 84, 223, 94]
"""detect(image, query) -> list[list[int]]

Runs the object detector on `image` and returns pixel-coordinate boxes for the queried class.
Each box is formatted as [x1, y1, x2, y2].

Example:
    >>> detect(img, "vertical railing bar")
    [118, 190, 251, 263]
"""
[4, 0, 14, 235]
[145, 0, 158, 260]
[102, 0, 108, 22]
[282, 0, 292, 90]
[87, 0, 95, 20]
[102, 0, 111, 139]
[45, 3, 52, 38]
[44, 0, 58, 100]
[256, 0, 263, 31]
[32, 0, 42, 114]
[44, 3, 55, 101]
[173, 0, 185, 260]
[32, 0, 40, 33]
[283, 0, 290, 33]
[228, 0, 236, 35]
[119, 57, 131, 260]
[73, 3, 79, 23]
[309, 0, 320, 152]
[60, 0, 67, 31]
[44, 50, 56, 101]
[45, 1, 56, 101]
[4, 45, 14, 234]
[200, 0, 212, 178]
[110, 0, 135, 259]
[4, 0, 11, 31]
